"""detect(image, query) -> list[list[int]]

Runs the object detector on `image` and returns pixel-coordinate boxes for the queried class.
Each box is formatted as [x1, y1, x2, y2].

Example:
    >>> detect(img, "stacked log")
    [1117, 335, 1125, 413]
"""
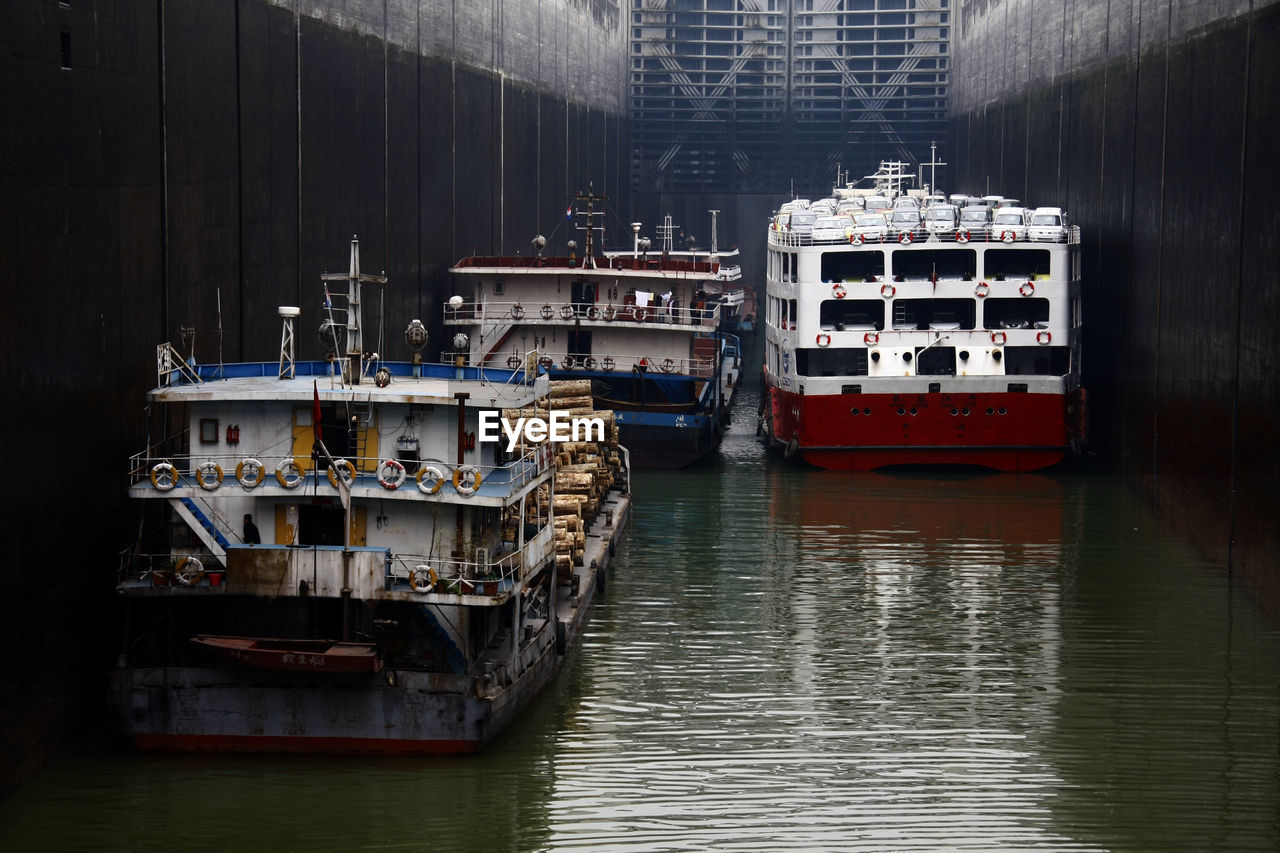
[502, 379, 627, 582]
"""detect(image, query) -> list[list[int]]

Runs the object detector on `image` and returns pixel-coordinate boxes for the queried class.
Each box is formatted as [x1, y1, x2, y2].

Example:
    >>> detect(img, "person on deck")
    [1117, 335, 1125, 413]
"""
[243, 514, 261, 545]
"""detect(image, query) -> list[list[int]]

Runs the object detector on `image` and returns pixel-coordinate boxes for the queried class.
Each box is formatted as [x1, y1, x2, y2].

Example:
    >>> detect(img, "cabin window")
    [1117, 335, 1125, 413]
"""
[983, 297, 1050, 330]
[199, 418, 219, 444]
[787, 298, 797, 330]
[890, 248, 976, 280]
[797, 347, 869, 377]
[821, 250, 885, 282]
[493, 278, 505, 295]
[914, 347, 956, 376]
[1004, 347, 1070, 376]
[983, 248, 1051, 280]
[819, 298, 883, 330]
[891, 298, 976, 330]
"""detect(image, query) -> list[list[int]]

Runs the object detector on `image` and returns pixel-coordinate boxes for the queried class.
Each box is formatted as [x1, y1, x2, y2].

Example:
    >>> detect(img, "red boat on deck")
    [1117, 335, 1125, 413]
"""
[190, 635, 383, 674]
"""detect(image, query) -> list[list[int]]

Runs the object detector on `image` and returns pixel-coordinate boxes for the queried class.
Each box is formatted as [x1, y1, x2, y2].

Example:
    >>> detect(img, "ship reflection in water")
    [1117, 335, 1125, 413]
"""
[3, 439, 1280, 850]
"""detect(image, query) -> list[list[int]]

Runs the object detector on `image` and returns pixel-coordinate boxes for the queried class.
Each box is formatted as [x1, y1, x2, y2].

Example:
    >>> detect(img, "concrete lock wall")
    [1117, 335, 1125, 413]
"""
[950, 0, 1280, 614]
[0, 0, 626, 791]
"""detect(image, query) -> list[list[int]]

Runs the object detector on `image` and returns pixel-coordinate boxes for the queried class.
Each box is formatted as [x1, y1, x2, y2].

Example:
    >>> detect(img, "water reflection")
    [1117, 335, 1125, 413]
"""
[2, 348, 1278, 850]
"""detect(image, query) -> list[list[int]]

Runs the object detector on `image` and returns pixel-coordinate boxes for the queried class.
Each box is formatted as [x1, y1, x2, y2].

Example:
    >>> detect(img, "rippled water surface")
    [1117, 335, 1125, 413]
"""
[4, 351, 1279, 851]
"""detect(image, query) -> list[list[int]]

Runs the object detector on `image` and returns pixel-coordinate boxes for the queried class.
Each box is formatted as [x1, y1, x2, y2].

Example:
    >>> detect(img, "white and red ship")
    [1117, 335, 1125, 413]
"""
[761, 166, 1086, 472]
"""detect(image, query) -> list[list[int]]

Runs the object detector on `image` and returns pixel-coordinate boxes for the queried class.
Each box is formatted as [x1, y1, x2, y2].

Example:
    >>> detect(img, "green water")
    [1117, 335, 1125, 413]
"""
[3, 348, 1279, 851]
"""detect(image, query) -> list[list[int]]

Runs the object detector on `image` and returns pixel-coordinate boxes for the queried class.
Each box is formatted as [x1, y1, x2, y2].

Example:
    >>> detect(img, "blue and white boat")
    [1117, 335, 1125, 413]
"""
[446, 191, 742, 468]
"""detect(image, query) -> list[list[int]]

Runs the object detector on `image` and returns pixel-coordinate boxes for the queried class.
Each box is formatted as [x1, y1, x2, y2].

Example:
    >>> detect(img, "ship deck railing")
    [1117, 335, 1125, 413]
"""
[442, 298, 722, 331]
[154, 354, 540, 391]
[441, 349, 719, 379]
[383, 521, 556, 599]
[768, 224, 1081, 248]
[127, 444, 552, 498]
[451, 254, 721, 275]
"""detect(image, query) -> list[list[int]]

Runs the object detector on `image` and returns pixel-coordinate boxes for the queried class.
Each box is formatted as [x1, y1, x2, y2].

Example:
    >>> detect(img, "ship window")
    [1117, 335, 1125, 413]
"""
[199, 418, 219, 444]
[891, 248, 976, 280]
[821, 250, 885, 282]
[797, 347, 868, 377]
[1004, 347, 1070, 376]
[892, 298, 976, 330]
[983, 297, 1049, 330]
[297, 504, 345, 547]
[915, 347, 956, 376]
[819, 298, 883, 330]
[983, 248, 1051, 280]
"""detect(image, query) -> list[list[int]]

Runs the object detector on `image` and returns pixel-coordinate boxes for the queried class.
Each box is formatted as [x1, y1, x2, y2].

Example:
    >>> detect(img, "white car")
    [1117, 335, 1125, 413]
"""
[811, 216, 853, 242]
[922, 204, 959, 235]
[991, 206, 1031, 242]
[1028, 206, 1070, 242]
[849, 212, 889, 242]
[958, 205, 992, 239]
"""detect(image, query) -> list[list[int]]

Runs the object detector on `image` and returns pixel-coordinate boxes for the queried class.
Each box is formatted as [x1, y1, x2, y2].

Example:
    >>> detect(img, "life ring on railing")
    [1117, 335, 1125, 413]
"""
[538, 356, 553, 371]
[409, 564, 438, 593]
[150, 462, 178, 492]
[956, 230, 970, 243]
[416, 465, 446, 494]
[1037, 330, 1053, 345]
[583, 356, 598, 370]
[510, 303, 525, 320]
[880, 283, 896, 299]
[174, 556, 205, 587]
[377, 459, 406, 490]
[602, 356, 615, 370]
[275, 459, 303, 489]
[849, 233, 864, 246]
[975, 281, 990, 298]
[196, 462, 223, 491]
[326, 458, 356, 488]
[561, 356, 576, 370]
[991, 331, 1008, 346]
[586, 305, 600, 320]
[832, 283, 847, 299]
[374, 366, 392, 388]
[236, 458, 265, 489]
[506, 354, 521, 369]
[634, 307, 647, 323]
[602, 305, 616, 321]
[864, 331, 880, 345]
[816, 334, 831, 347]
[453, 465, 482, 496]
[560, 305, 575, 320]
[1001, 230, 1016, 243]
[1019, 281, 1036, 297]
[898, 231, 914, 244]
[540, 303, 554, 320]
[660, 358, 675, 374]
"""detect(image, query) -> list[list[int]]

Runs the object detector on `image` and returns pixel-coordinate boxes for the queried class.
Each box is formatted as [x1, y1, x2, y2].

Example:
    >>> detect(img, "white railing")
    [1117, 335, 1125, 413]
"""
[443, 299, 722, 330]
[768, 224, 1082, 248]
[127, 444, 554, 495]
[514, 350, 715, 377]
[385, 522, 555, 595]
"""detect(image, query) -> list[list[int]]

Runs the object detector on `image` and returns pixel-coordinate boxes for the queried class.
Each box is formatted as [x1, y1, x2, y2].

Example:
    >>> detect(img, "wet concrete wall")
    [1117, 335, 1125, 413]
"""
[0, 0, 625, 790]
[951, 0, 1280, 612]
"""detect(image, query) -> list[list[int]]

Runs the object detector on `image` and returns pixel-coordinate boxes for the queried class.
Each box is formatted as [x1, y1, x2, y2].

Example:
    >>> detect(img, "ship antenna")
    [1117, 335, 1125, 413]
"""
[320, 235, 387, 386]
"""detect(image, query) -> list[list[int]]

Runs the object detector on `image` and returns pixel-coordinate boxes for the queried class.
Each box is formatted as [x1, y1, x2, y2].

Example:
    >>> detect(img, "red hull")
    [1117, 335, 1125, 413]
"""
[767, 383, 1085, 472]
[131, 733, 479, 755]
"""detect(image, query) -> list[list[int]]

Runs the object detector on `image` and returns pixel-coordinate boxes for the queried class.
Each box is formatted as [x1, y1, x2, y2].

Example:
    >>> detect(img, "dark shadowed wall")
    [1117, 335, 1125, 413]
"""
[951, 0, 1279, 613]
[0, 0, 626, 791]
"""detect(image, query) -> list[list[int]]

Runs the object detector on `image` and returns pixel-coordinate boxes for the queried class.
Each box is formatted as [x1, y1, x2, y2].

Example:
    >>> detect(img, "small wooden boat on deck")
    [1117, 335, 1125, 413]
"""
[190, 635, 383, 674]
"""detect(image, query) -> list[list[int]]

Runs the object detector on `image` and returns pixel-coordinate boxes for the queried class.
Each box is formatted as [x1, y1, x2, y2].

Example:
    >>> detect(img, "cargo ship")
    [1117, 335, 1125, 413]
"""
[444, 188, 742, 468]
[109, 237, 631, 754]
[760, 165, 1086, 471]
